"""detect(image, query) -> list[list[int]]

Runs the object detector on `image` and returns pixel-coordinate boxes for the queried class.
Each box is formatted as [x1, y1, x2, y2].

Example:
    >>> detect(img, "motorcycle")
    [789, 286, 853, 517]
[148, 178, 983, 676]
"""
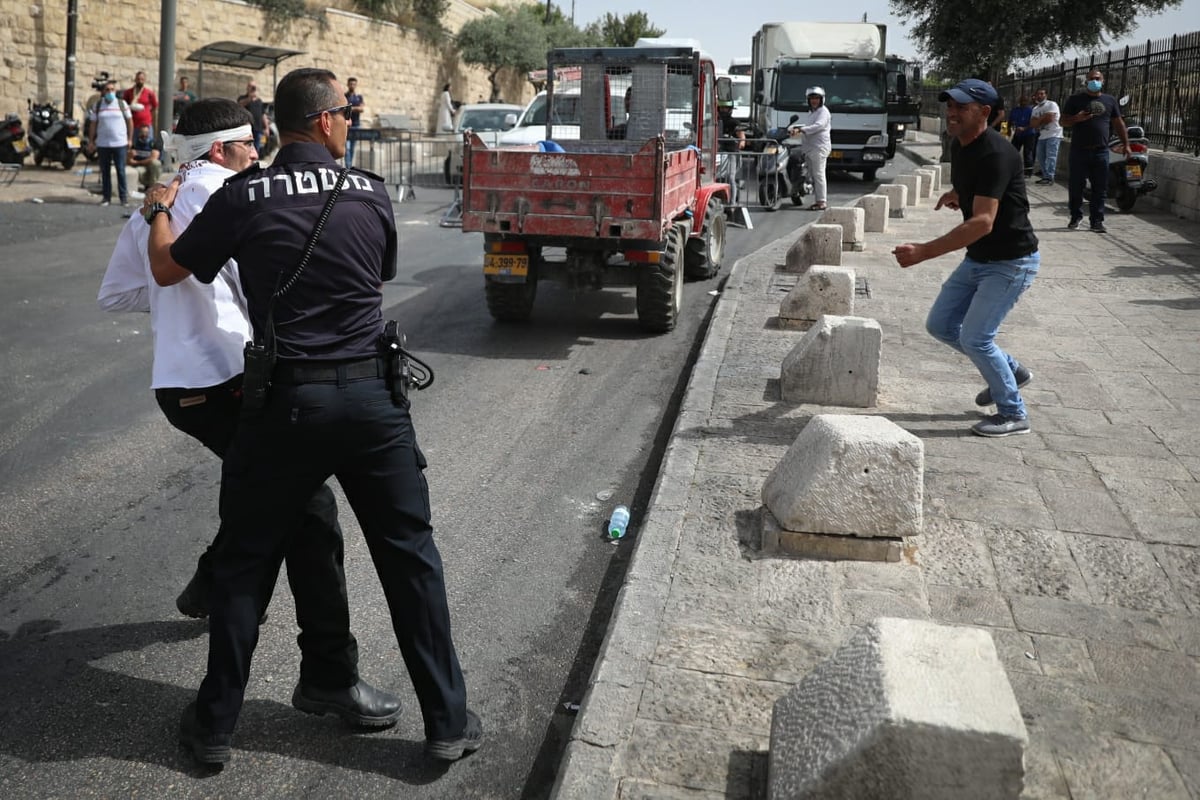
[757, 121, 810, 211]
[1108, 121, 1156, 212]
[26, 99, 82, 169]
[0, 112, 30, 164]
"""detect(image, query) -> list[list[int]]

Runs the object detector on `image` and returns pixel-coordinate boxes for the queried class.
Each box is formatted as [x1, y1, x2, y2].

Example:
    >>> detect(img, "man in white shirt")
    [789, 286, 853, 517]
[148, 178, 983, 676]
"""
[86, 79, 133, 206]
[1030, 87, 1063, 185]
[98, 97, 402, 735]
[798, 86, 833, 210]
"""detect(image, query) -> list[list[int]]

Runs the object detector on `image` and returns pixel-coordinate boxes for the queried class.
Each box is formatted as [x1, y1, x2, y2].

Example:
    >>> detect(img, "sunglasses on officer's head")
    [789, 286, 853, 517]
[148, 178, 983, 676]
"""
[305, 104, 353, 121]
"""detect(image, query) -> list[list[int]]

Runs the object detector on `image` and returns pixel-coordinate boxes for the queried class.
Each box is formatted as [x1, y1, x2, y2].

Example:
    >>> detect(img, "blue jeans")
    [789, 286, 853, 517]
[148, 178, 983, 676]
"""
[926, 252, 1040, 419]
[1068, 146, 1110, 225]
[345, 128, 358, 167]
[1036, 137, 1060, 179]
[98, 145, 128, 202]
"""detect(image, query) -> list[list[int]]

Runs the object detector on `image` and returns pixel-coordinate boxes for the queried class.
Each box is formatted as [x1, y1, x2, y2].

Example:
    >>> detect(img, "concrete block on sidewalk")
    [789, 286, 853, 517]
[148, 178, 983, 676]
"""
[855, 194, 889, 232]
[779, 266, 855, 325]
[768, 617, 1029, 800]
[893, 174, 922, 205]
[762, 413, 922, 538]
[916, 167, 941, 195]
[779, 316, 881, 408]
[913, 169, 936, 198]
[817, 207, 865, 251]
[938, 162, 952, 184]
[876, 184, 907, 218]
[783, 223, 842, 273]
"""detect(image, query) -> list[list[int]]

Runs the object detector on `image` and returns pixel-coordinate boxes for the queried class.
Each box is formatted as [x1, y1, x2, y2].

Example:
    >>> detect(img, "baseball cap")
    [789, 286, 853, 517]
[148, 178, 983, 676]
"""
[938, 79, 1000, 107]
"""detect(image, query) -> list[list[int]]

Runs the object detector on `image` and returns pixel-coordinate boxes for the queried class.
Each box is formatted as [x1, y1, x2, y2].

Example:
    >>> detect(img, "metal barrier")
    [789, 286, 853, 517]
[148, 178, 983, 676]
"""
[347, 131, 467, 203]
[718, 137, 799, 224]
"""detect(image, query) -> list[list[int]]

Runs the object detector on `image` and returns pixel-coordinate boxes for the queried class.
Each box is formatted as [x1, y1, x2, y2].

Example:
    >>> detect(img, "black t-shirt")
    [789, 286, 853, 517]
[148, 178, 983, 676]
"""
[1062, 91, 1121, 149]
[950, 127, 1038, 262]
[240, 96, 266, 135]
[170, 142, 399, 361]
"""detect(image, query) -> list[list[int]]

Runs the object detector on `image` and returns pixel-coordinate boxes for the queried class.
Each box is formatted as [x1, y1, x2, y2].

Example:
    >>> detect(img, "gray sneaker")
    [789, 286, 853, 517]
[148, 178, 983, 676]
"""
[975, 366, 1033, 406]
[972, 414, 1031, 438]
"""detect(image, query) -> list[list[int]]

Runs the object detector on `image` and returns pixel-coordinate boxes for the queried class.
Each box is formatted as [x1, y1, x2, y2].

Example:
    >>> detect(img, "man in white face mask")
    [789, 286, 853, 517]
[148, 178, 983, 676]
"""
[1062, 68, 1128, 233]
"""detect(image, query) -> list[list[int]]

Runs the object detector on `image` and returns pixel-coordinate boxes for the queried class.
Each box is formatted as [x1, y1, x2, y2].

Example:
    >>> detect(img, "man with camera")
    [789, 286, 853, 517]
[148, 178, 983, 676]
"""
[147, 68, 481, 768]
[100, 99, 403, 762]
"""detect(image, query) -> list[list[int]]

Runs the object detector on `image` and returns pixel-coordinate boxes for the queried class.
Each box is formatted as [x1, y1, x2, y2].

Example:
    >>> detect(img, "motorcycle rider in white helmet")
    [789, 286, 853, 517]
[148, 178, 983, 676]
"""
[798, 86, 832, 210]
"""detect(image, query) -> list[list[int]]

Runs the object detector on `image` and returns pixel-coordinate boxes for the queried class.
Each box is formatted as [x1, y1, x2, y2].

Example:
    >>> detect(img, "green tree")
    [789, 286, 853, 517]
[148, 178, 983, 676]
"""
[457, 7, 548, 101]
[890, 0, 1184, 77]
[584, 12, 666, 47]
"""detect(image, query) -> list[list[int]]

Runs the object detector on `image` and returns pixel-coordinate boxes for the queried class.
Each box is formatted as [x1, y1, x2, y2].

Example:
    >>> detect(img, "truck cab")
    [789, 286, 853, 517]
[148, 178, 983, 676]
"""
[885, 55, 922, 158]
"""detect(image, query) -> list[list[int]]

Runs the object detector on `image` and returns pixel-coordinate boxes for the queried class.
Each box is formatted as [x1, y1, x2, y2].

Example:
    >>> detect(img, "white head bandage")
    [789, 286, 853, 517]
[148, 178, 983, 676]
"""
[160, 124, 254, 162]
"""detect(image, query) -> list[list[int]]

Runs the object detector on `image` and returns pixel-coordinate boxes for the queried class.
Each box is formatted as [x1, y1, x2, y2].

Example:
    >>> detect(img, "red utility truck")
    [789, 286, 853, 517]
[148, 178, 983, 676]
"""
[460, 45, 731, 332]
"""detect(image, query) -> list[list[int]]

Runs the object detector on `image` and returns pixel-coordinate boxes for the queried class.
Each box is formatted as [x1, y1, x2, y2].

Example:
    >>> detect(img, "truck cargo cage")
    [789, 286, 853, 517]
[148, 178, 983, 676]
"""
[546, 46, 703, 148]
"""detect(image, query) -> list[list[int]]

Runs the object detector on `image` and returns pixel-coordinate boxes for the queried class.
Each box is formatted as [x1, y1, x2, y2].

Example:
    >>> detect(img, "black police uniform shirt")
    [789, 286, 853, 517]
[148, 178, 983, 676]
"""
[949, 126, 1038, 263]
[170, 142, 398, 361]
[1062, 91, 1121, 149]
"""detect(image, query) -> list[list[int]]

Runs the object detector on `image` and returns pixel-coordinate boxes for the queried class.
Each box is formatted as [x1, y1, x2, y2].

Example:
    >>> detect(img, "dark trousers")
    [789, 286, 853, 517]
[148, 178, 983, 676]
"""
[97, 146, 128, 203]
[155, 375, 359, 690]
[1012, 135, 1037, 172]
[196, 373, 467, 739]
[1068, 146, 1111, 225]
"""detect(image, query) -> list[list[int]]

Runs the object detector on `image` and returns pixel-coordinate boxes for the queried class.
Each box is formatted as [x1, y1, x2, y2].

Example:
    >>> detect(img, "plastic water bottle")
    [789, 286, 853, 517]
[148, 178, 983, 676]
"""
[608, 505, 630, 540]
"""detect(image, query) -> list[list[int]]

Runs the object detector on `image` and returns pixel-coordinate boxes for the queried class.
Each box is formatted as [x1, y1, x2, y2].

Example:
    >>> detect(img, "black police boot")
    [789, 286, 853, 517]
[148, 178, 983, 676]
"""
[179, 701, 232, 767]
[291, 679, 402, 729]
[176, 567, 209, 619]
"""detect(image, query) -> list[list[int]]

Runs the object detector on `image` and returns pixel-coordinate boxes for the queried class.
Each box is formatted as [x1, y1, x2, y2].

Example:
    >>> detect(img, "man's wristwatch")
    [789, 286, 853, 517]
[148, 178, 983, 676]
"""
[144, 202, 171, 224]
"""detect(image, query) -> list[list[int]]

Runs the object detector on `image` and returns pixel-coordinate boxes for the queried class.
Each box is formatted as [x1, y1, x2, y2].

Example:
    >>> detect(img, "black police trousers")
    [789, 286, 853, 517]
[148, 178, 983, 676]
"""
[155, 375, 360, 690]
[195, 371, 467, 739]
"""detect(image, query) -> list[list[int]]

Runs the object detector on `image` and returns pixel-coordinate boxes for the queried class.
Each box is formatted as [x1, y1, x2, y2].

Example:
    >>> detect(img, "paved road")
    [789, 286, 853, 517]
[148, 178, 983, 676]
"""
[0, 157, 918, 798]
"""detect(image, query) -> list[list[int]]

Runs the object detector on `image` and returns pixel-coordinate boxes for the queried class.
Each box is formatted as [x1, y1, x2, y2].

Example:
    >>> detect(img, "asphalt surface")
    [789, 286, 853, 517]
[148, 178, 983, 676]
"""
[0, 155, 921, 798]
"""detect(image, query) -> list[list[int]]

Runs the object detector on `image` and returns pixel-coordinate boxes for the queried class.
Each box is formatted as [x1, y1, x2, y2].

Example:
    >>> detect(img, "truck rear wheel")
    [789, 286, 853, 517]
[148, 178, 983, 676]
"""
[637, 223, 685, 333]
[484, 248, 538, 322]
[685, 198, 726, 280]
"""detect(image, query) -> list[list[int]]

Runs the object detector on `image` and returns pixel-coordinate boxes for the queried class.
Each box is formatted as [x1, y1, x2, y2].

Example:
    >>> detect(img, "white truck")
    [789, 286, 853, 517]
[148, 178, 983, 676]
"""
[750, 21, 890, 180]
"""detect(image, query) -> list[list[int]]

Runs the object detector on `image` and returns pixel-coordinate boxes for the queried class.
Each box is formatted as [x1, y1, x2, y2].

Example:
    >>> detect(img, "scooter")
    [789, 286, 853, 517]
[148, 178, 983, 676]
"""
[1108, 121, 1156, 212]
[0, 112, 30, 164]
[26, 99, 82, 169]
[757, 121, 809, 211]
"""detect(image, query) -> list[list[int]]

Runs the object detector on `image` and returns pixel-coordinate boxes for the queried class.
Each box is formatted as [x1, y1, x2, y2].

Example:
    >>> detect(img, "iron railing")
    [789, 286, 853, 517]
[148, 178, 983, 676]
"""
[919, 30, 1200, 155]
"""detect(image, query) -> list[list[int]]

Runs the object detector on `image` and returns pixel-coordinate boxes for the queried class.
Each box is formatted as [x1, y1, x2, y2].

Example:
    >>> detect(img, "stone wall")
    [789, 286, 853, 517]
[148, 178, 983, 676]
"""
[1, 0, 533, 133]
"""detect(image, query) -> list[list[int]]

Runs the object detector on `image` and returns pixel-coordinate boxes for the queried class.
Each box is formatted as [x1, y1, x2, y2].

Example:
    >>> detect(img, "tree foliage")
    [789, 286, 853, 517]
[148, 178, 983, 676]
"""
[890, 0, 1184, 77]
[584, 12, 666, 47]
[456, 4, 601, 100]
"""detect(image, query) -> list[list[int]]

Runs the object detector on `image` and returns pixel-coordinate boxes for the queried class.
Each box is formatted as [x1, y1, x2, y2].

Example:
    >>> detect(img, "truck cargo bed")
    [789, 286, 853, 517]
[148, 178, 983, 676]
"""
[460, 135, 700, 244]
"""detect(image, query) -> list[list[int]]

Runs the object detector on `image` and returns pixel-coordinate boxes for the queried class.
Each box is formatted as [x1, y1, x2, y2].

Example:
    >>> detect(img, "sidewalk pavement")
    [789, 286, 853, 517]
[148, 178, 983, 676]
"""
[0, 159, 147, 205]
[554, 132, 1200, 798]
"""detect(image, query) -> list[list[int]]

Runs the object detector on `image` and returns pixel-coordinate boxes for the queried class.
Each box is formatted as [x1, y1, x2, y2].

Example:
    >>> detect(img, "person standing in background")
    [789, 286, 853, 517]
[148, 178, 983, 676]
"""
[798, 86, 832, 211]
[123, 71, 158, 132]
[1062, 68, 1128, 233]
[172, 76, 197, 127]
[86, 79, 133, 206]
[237, 82, 269, 156]
[343, 76, 365, 167]
[1007, 94, 1038, 176]
[1029, 87, 1062, 185]
[437, 83, 455, 132]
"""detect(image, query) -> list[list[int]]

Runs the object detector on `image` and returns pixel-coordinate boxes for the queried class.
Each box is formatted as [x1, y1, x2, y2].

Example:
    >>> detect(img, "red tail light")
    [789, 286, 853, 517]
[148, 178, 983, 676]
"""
[1129, 142, 1147, 153]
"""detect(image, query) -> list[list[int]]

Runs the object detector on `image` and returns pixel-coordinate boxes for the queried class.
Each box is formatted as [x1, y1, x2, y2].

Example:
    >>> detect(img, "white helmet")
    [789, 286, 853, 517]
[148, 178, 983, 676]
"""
[805, 86, 825, 99]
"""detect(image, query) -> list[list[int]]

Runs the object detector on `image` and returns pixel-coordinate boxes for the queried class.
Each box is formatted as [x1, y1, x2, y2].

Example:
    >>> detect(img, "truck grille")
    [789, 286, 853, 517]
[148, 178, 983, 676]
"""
[832, 131, 878, 146]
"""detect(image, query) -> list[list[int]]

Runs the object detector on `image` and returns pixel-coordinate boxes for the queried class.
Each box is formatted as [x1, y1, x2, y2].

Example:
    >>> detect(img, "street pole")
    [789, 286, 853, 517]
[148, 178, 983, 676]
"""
[158, 0, 178, 137]
[64, 0, 79, 117]
[544, 0, 551, 24]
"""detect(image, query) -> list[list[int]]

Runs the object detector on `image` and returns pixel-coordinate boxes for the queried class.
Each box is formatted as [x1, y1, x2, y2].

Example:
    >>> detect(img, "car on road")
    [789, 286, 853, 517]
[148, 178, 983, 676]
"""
[444, 102, 522, 184]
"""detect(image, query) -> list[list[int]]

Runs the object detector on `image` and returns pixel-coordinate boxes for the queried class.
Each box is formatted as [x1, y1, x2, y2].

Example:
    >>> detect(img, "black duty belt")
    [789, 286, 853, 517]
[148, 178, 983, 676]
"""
[273, 356, 385, 384]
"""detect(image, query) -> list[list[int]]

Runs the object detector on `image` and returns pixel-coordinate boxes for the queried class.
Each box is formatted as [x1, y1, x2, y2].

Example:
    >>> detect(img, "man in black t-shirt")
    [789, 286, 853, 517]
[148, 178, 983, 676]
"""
[1062, 68, 1129, 233]
[893, 78, 1040, 438]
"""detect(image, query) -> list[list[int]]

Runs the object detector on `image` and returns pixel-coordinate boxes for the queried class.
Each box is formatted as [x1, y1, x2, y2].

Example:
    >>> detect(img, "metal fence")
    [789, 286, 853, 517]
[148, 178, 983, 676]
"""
[347, 129, 465, 202]
[919, 31, 1200, 155]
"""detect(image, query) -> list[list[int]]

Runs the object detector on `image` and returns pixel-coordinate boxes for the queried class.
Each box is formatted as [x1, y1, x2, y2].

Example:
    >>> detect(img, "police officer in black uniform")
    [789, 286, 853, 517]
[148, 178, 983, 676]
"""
[148, 67, 481, 767]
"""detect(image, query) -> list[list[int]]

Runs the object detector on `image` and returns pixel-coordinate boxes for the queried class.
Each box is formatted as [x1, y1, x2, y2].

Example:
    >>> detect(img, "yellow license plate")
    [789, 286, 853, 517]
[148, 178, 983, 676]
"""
[13, 136, 25, 151]
[66, 136, 81, 148]
[1125, 164, 1142, 180]
[828, 150, 843, 160]
[483, 253, 528, 277]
